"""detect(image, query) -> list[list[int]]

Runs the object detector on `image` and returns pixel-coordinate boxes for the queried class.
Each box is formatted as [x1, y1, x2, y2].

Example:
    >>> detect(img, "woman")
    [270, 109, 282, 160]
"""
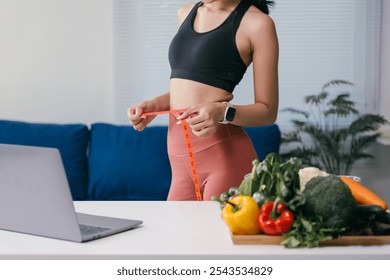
[128, 0, 278, 201]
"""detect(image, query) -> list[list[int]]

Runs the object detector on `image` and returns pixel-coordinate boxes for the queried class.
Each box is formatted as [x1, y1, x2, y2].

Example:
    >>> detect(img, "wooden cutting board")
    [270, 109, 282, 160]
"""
[231, 233, 390, 246]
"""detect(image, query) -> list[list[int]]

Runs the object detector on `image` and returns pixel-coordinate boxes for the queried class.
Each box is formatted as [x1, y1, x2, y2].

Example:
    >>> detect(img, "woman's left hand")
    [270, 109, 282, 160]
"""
[177, 102, 225, 138]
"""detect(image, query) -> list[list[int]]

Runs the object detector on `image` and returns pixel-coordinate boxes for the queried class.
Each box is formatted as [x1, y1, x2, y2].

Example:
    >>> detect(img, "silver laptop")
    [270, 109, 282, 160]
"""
[0, 143, 142, 242]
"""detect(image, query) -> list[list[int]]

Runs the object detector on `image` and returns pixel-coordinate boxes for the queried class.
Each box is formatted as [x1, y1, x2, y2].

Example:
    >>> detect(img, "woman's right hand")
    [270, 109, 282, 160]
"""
[127, 100, 157, 131]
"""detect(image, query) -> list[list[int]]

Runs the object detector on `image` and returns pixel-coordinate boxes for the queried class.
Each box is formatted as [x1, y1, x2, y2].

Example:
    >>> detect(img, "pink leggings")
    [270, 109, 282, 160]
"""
[167, 114, 258, 201]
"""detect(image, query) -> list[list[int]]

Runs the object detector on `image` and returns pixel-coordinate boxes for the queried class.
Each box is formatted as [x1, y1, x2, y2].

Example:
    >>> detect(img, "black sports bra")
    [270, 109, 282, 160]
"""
[168, 0, 251, 93]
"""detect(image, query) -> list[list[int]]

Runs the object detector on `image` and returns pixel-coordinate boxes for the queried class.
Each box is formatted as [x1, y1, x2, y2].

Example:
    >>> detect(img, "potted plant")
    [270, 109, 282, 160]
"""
[280, 80, 389, 175]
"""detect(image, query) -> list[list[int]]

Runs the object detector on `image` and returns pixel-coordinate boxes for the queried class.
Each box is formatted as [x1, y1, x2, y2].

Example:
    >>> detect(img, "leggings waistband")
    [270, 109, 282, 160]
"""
[167, 114, 246, 155]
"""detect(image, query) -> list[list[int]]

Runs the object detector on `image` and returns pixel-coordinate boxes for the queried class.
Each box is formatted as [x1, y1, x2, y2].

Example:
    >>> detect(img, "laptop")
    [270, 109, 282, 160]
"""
[0, 143, 142, 242]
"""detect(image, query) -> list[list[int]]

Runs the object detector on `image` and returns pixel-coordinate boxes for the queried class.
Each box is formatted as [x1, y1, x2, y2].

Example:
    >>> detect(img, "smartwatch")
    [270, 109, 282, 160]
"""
[219, 102, 236, 124]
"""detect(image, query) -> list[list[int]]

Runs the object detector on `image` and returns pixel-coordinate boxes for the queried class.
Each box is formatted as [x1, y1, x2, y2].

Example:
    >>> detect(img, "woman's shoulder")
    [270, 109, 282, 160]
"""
[242, 5, 276, 38]
[179, 1, 198, 11]
[177, 2, 198, 16]
[177, 2, 198, 22]
[246, 5, 275, 28]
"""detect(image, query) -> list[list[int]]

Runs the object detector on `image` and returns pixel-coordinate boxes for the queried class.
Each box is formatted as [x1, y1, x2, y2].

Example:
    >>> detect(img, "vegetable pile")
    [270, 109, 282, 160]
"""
[212, 153, 390, 248]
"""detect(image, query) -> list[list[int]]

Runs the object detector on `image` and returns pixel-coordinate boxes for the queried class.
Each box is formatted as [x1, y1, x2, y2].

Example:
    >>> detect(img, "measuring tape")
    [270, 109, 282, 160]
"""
[141, 109, 203, 201]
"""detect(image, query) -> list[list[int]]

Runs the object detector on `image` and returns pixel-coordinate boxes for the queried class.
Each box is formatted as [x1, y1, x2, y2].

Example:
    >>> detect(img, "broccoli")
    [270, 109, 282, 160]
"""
[302, 175, 358, 229]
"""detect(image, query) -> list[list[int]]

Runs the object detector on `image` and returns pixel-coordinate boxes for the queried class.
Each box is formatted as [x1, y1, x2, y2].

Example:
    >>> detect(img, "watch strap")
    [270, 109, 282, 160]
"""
[219, 102, 236, 124]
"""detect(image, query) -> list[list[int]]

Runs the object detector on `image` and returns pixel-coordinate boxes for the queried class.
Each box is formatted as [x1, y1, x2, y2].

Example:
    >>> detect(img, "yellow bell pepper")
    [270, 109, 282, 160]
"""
[222, 195, 260, 235]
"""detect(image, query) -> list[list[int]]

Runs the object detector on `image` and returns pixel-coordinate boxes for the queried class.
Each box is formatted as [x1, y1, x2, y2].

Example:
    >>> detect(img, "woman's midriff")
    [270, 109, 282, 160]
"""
[168, 79, 243, 154]
[169, 78, 233, 109]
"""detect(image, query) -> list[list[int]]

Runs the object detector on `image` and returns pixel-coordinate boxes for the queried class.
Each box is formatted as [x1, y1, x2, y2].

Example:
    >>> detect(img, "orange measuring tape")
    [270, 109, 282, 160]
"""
[141, 109, 203, 201]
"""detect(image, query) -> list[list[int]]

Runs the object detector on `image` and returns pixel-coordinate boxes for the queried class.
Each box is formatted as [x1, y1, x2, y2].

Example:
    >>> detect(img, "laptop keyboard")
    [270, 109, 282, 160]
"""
[79, 224, 111, 235]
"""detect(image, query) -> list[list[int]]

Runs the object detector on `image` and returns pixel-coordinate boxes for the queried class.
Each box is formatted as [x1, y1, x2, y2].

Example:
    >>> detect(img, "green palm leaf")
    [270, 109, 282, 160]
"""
[280, 80, 389, 175]
[322, 80, 354, 90]
[325, 94, 359, 117]
[348, 115, 389, 135]
[291, 119, 309, 129]
[281, 108, 309, 118]
[305, 92, 328, 106]
[349, 134, 380, 156]
[281, 131, 301, 144]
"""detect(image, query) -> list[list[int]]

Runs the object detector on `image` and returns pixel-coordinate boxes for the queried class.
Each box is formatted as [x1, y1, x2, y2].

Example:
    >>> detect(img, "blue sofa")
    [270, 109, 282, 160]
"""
[0, 120, 281, 201]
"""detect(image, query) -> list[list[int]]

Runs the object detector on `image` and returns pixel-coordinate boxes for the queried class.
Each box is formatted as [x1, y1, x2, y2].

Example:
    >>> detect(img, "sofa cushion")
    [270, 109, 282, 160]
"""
[87, 123, 171, 201]
[0, 120, 89, 200]
[244, 124, 281, 160]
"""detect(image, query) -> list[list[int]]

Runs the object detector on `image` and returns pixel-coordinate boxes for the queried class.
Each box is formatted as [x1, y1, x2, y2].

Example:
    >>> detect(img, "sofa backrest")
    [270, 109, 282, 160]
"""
[86, 123, 280, 201]
[87, 123, 171, 201]
[0, 120, 281, 201]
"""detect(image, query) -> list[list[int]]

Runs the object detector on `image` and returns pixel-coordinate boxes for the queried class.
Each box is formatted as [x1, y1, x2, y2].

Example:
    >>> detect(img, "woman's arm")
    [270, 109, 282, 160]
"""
[233, 12, 279, 127]
[128, 92, 170, 131]
[179, 11, 279, 137]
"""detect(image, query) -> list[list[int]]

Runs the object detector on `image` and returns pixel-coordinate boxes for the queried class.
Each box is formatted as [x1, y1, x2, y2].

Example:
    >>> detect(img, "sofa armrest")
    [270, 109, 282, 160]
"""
[244, 124, 281, 160]
[0, 120, 89, 200]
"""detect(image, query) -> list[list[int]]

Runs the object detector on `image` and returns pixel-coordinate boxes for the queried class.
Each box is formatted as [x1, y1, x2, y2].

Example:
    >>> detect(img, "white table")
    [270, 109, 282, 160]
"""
[0, 201, 389, 260]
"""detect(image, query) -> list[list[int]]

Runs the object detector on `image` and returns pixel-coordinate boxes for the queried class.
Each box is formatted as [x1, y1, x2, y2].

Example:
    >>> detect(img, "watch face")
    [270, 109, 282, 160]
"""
[226, 107, 236, 122]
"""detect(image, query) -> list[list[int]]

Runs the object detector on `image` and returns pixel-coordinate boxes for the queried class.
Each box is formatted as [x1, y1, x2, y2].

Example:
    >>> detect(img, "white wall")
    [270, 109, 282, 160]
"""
[380, 0, 390, 135]
[0, 0, 113, 125]
[0, 0, 389, 127]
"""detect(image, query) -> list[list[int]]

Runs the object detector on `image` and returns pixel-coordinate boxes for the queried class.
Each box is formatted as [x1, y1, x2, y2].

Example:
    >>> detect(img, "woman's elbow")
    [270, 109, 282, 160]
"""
[257, 102, 278, 125]
[264, 110, 278, 125]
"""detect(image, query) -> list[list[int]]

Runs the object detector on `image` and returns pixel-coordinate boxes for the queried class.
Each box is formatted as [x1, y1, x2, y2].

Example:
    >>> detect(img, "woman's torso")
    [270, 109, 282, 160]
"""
[169, 1, 253, 109]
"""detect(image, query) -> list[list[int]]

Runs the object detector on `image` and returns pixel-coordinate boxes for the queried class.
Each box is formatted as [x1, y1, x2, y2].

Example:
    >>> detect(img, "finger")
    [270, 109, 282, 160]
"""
[135, 106, 144, 117]
[189, 120, 207, 131]
[129, 114, 141, 124]
[192, 126, 215, 138]
[128, 108, 141, 125]
[177, 106, 198, 120]
[183, 112, 205, 126]
[127, 107, 136, 118]
[134, 114, 156, 130]
[133, 120, 145, 131]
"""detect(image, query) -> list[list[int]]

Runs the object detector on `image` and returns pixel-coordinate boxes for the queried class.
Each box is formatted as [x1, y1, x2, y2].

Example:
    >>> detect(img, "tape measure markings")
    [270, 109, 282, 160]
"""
[140, 109, 202, 201]
[180, 118, 202, 201]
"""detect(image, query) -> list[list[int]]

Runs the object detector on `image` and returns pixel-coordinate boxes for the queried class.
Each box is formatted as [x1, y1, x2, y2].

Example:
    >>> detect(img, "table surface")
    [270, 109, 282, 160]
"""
[0, 201, 389, 260]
